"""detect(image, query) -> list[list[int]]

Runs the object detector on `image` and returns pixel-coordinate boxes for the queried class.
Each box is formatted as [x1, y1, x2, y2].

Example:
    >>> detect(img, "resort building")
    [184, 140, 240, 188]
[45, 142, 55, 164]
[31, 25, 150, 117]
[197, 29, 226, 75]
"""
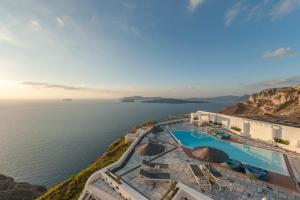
[80, 111, 300, 200]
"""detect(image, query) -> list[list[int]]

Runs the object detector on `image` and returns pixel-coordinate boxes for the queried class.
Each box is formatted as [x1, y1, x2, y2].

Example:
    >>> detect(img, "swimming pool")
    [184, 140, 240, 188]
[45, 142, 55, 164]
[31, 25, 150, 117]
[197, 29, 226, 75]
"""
[172, 130, 289, 176]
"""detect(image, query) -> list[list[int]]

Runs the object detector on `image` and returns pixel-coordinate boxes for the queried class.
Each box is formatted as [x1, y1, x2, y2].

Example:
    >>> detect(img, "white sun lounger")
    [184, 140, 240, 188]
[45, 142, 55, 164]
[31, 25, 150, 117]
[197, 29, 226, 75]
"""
[189, 164, 211, 190]
[200, 164, 232, 191]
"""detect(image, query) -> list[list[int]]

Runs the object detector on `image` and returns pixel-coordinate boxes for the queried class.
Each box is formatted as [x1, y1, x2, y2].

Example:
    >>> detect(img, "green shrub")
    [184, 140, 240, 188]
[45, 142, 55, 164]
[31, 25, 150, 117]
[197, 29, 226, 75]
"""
[274, 138, 289, 145]
[131, 120, 157, 132]
[231, 126, 241, 132]
[37, 136, 130, 200]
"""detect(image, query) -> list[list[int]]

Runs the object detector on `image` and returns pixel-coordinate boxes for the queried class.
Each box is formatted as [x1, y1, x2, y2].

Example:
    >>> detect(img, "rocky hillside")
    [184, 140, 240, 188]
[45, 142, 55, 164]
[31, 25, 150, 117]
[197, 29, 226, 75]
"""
[0, 174, 46, 200]
[220, 86, 300, 127]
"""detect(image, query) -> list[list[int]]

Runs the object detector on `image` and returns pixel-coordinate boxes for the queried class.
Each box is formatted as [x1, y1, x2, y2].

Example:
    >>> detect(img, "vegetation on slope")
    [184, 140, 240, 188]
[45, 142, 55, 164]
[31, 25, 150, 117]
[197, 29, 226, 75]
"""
[130, 120, 157, 132]
[37, 136, 130, 200]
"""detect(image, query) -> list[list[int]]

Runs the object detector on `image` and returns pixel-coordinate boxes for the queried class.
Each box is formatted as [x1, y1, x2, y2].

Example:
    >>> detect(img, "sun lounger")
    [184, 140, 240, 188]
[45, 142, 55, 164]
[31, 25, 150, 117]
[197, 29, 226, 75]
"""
[140, 169, 170, 181]
[200, 164, 232, 191]
[189, 164, 211, 190]
[213, 130, 231, 139]
[142, 160, 169, 169]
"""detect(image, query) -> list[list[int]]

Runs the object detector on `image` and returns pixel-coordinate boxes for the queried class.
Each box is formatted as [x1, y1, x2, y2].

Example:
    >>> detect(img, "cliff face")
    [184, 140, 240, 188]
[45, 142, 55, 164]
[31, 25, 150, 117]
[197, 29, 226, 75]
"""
[220, 86, 300, 127]
[0, 174, 46, 200]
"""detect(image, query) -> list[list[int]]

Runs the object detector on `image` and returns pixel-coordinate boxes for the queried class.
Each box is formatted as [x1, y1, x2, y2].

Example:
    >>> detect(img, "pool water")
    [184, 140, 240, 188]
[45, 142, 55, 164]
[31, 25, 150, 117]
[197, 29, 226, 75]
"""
[172, 130, 289, 176]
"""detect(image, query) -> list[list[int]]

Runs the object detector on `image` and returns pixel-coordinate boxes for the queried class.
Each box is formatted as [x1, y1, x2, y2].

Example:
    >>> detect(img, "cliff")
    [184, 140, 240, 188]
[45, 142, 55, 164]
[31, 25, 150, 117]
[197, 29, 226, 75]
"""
[0, 174, 46, 200]
[220, 86, 300, 127]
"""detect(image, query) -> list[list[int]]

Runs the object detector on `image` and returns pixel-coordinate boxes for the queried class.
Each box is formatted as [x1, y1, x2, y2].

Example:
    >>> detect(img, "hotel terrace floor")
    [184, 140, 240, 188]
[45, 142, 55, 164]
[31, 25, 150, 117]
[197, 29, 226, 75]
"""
[87, 122, 300, 200]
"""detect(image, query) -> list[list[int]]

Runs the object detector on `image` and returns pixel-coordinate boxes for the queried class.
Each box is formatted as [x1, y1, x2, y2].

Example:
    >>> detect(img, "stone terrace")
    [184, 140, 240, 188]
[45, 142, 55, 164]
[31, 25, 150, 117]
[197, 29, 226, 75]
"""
[110, 122, 300, 200]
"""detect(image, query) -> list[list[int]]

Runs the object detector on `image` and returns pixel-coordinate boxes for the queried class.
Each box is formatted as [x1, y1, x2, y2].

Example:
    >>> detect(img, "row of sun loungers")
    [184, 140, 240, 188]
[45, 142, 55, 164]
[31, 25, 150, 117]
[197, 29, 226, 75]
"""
[139, 159, 171, 181]
[139, 169, 171, 181]
[210, 129, 231, 140]
[221, 159, 269, 180]
[142, 159, 169, 169]
[189, 164, 211, 190]
[189, 163, 232, 191]
[200, 164, 232, 191]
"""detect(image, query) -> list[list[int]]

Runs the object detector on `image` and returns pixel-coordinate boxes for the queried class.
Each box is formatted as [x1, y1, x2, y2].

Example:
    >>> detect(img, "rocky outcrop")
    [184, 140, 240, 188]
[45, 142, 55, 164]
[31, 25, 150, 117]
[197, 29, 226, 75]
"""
[0, 174, 46, 200]
[220, 86, 300, 127]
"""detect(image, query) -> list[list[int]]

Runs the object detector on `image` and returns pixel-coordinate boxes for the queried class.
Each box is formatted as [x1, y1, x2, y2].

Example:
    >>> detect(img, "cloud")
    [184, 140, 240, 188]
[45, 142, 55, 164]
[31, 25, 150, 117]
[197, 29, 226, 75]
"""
[30, 20, 41, 30]
[263, 47, 298, 59]
[188, 0, 205, 11]
[187, 85, 197, 90]
[122, 2, 136, 10]
[121, 24, 142, 38]
[20, 81, 131, 94]
[21, 81, 84, 91]
[225, 1, 244, 27]
[246, 0, 269, 21]
[270, 0, 300, 20]
[247, 75, 300, 88]
[56, 17, 65, 27]
[0, 30, 16, 44]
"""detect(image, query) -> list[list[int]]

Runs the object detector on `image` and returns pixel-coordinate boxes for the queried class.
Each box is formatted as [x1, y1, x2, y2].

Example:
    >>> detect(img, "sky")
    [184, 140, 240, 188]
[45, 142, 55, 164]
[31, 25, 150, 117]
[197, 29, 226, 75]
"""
[0, 0, 300, 99]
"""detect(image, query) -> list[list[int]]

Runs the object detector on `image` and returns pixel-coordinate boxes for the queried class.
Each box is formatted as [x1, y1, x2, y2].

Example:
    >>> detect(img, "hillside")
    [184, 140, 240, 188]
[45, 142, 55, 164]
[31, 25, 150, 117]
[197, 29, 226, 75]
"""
[220, 86, 300, 127]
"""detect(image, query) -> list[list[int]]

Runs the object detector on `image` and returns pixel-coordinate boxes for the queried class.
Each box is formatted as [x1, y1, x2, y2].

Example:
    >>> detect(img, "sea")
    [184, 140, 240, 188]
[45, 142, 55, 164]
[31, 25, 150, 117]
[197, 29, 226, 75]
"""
[0, 99, 234, 187]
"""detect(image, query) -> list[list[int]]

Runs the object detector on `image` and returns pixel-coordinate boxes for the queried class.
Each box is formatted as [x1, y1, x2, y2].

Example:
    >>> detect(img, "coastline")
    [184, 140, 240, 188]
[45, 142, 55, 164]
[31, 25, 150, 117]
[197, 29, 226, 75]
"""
[36, 120, 163, 200]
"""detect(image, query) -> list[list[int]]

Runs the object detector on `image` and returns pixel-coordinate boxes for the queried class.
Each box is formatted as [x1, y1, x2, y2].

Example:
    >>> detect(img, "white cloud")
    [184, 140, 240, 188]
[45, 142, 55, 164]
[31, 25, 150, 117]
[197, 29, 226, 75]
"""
[225, 1, 244, 27]
[188, 0, 205, 11]
[56, 17, 65, 27]
[248, 75, 300, 87]
[0, 30, 16, 44]
[20, 81, 134, 94]
[270, 0, 300, 20]
[187, 85, 196, 90]
[122, 2, 136, 10]
[121, 24, 142, 38]
[30, 20, 41, 30]
[263, 47, 298, 59]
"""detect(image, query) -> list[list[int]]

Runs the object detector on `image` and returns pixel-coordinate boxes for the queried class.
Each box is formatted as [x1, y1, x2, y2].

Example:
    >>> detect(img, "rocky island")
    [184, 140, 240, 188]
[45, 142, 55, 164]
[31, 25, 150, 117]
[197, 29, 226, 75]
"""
[0, 174, 46, 200]
[120, 95, 241, 104]
[121, 96, 209, 104]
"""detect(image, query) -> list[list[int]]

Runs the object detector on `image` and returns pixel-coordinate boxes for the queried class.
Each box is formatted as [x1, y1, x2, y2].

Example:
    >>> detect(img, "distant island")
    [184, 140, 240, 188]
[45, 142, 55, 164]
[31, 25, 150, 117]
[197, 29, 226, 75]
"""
[120, 95, 241, 104]
[120, 96, 209, 104]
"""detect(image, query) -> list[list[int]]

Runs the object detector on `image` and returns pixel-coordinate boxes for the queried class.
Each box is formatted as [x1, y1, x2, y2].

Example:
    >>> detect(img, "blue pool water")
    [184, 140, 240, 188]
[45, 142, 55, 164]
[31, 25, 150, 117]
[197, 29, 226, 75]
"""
[172, 130, 289, 176]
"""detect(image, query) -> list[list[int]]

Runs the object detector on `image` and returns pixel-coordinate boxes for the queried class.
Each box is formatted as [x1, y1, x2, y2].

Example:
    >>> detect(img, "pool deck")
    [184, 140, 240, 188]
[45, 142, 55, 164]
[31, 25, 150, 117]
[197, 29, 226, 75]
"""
[83, 121, 300, 200]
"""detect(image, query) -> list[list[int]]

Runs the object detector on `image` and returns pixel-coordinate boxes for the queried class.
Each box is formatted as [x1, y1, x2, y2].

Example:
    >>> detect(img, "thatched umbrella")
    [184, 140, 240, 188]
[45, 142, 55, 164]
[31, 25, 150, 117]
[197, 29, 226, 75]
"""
[152, 126, 164, 134]
[151, 126, 164, 139]
[191, 147, 229, 163]
[135, 141, 165, 166]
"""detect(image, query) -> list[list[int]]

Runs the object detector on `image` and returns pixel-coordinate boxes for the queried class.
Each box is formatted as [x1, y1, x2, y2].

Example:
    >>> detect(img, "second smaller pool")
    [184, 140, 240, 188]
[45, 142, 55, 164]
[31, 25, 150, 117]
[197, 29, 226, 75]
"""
[172, 130, 289, 176]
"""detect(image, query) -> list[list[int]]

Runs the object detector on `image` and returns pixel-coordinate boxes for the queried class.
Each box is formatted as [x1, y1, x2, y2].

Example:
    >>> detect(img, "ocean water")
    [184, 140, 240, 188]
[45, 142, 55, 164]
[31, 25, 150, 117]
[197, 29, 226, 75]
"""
[0, 99, 232, 186]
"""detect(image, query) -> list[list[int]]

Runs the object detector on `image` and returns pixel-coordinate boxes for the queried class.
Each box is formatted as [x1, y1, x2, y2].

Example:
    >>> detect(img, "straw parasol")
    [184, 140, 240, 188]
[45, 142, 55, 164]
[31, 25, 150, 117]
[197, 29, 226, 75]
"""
[152, 126, 164, 134]
[135, 141, 165, 169]
[135, 141, 165, 157]
[191, 146, 229, 163]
